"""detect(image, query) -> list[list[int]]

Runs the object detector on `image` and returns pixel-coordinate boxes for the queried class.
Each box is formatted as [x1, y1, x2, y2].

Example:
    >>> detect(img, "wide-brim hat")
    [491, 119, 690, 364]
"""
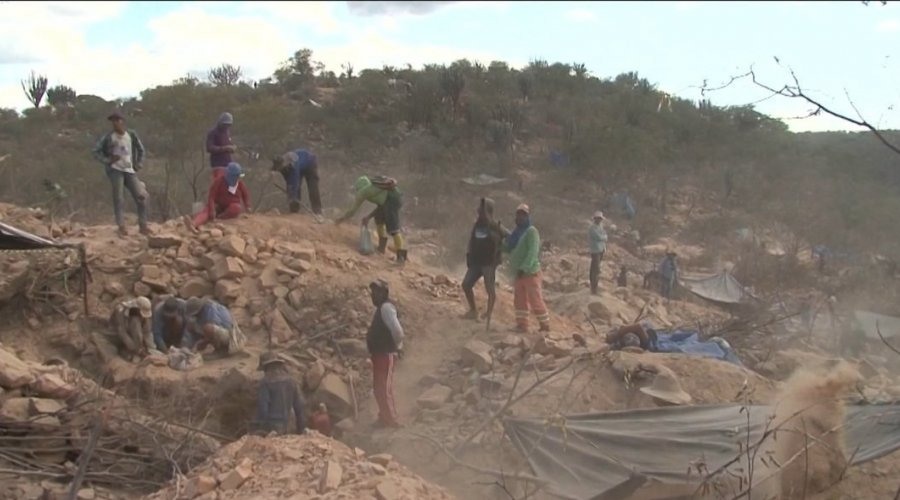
[184, 297, 205, 317]
[593, 211, 605, 220]
[639, 368, 692, 405]
[257, 351, 286, 370]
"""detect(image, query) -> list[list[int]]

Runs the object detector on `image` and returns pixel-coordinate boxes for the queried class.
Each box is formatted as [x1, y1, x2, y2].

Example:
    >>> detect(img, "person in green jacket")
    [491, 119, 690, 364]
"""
[505, 203, 550, 332]
[335, 176, 407, 263]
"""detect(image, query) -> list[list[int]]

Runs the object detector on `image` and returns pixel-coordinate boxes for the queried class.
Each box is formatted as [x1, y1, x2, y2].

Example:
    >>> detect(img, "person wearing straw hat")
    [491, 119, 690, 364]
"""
[253, 351, 307, 435]
[505, 203, 550, 333]
[639, 367, 693, 407]
[588, 211, 608, 295]
[184, 162, 251, 233]
[91, 110, 149, 237]
[108, 296, 154, 360]
[185, 297, 247, 357]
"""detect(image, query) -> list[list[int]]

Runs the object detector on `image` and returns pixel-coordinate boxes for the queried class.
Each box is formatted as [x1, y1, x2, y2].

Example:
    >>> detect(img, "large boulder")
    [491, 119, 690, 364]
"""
[147, 234, 183, 249]
[0, 348, 34, 389]
[209, 257, 245, 281]
[179, 277, 214, 298]
[218, 235, 247, 258]
[416, 384, 452, 410]
[316, 374, 353, 419]
[461, 340, 493, 374]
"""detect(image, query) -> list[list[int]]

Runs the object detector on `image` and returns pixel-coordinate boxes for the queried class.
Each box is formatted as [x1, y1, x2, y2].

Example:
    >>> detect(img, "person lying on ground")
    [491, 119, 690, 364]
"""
[184, 297, 247, 357]
[108, 296, 154, 360]
[184, 162, 250, 233]
[272, 149, 323, 218]
[253, 351, 306, 435]
[152, 296, 192, 352]
[335, 175, 407, 264]
[606, 323, 655, 351]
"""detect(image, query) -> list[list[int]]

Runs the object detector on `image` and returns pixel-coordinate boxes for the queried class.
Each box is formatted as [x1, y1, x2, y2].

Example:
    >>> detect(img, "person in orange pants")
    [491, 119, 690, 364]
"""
[366, 279, 404, 428]
[505, 204, 550, 332]
[185, 162, 250, 232]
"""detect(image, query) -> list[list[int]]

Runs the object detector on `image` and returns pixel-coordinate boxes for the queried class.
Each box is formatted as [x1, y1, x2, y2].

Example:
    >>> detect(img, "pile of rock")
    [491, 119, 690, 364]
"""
[146, 433, 455, 500]
[0, 344, 220, 496]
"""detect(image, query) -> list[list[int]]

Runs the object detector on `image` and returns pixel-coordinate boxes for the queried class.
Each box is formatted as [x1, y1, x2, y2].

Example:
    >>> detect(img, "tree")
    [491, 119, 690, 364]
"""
[440, 65, 466, 121]
[46, 85, 76, 108]
[208, 64, 243, 87]
[21, 71, 48, 109]
[341, 62, 355, 80]
[274, 48, 318, 94]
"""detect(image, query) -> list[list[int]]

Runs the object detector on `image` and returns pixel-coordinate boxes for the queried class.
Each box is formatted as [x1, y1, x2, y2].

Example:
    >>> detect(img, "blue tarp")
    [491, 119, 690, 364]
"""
[651, 330, 743, 366]
[549, 150, 570, 168]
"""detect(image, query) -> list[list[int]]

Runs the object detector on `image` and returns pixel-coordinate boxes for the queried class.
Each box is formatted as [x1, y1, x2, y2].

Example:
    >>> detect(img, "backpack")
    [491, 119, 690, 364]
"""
[370, 175, 398, 191]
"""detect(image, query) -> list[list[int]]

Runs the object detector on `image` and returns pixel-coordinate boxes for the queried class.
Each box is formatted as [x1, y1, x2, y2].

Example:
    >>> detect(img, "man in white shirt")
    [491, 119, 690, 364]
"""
[92, 111, 149, 237]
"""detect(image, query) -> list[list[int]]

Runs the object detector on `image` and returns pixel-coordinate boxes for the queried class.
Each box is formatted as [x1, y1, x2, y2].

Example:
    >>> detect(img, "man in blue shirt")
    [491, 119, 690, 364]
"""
[184, 297, 246, 357]
[272, 149, 322, 217]
[151, 296, 192, 351]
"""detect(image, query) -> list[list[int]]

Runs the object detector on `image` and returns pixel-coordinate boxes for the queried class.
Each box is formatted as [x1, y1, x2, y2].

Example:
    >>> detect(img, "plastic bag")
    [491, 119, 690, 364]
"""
[359, 224, 375, 255]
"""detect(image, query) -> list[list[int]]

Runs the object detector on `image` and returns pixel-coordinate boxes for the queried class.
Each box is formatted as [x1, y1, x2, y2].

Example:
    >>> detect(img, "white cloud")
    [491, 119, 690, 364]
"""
[563, 8, 597, 23]
[0, 1, 512, 110]
[876, 19, 900, 33]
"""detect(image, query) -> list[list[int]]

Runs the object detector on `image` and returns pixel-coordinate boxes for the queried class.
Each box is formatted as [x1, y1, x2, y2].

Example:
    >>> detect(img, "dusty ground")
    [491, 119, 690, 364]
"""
[2, 201, 899, 500]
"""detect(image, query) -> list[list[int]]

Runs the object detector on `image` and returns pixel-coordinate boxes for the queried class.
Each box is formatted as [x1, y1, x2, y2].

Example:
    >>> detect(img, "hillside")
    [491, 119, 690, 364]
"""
[3, 50, 900, 499]
[1, 199, 899, 499]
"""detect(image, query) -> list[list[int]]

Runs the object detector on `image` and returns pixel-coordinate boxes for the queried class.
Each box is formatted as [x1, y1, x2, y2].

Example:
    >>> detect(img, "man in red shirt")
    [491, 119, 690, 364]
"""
[184, 162, 250, 232]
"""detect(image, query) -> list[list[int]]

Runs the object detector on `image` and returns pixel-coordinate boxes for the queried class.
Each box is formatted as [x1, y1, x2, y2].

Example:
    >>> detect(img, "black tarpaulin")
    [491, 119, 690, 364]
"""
[503, 403, 900, 500]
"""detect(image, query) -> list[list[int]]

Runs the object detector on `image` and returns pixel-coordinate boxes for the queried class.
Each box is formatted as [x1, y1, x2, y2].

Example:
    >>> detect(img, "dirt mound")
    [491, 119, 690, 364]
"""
[0, 344, 219, 498]
[145, 433, 454, 500]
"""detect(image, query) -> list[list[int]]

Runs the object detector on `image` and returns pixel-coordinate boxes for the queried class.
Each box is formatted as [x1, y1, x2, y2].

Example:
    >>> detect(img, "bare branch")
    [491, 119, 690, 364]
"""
[876, 321, 900, 357]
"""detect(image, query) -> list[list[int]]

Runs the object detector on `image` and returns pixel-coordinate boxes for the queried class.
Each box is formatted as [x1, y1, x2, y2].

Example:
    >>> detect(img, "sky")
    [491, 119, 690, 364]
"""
[1, 1, 900, 132]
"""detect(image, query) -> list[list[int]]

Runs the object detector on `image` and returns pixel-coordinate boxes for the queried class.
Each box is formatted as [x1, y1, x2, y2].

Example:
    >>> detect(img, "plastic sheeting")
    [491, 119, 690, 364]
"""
[504, 402, 900, 500]
[678, 271, 746, 305]
[853, 310, 900, 340]
[653, 331, 742, 366]
[0, 221, 58, 250]
[461, 174, 507, 186]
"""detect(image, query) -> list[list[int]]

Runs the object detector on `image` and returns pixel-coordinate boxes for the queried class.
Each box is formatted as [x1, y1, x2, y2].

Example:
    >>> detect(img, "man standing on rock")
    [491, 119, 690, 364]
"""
[185, 297, 247, 357]
[184, 162, 250, 232]
[254, 351, 306, 435]
[108, 296, 154, 360]
[206, 112, 236, 180]
[272, 148, 323, 220]
[336, 176, 407, 264]
[152, 296, 190, 351]
[367, 279, 404, 428]
[588, 211, 608, 295]
[92, 111, 149, 237]
[505, 204, 550, 333]
[659, 251, 678, 300]
[461, 198, 508, 325]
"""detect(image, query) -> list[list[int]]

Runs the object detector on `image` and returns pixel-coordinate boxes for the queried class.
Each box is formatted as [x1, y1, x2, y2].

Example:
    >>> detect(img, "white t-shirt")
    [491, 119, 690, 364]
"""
[109, 131, 134, 173]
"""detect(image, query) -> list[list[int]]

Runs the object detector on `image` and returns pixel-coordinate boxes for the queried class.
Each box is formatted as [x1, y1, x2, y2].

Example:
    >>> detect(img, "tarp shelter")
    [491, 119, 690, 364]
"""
[853, 310, 900, 341]
[678, 271, 748, 305]
[0, 221, 90, 313]
[504, 402, 900, 500]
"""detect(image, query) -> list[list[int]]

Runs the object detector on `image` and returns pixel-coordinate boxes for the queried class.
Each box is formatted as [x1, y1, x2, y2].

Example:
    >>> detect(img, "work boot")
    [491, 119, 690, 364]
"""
[139, 225, 153, 236]
[377, 237, 388, 255]
[116, 226, 128, 237]
[395, 249, 408, 265]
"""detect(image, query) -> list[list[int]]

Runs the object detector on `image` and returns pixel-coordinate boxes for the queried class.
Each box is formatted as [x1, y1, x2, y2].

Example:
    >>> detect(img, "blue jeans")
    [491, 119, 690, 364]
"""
[106, 166, 147, 228]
